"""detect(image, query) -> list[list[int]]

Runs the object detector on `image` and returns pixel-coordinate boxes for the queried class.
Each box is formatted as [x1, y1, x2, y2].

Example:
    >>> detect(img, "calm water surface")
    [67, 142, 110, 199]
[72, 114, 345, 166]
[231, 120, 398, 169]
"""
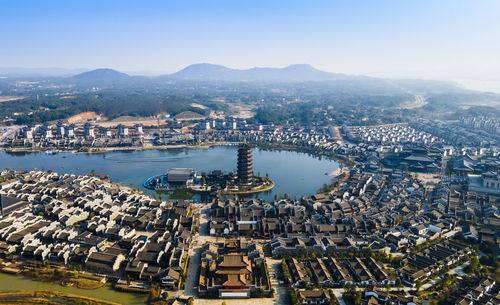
[0, 146, 338, 201]
[0, 272, 148, 305]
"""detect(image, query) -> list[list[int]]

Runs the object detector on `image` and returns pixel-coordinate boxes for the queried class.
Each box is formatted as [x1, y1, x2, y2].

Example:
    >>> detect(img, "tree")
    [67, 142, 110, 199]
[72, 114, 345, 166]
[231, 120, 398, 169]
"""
[465, 255, 480, 274]
[343, 285, 362, 305]
[396, 278, 402, 286]
[148, 285, 161, 302]
[281, 259, 291, 283]
[415, 279, 423, 292]
[328, 289, 340, 305]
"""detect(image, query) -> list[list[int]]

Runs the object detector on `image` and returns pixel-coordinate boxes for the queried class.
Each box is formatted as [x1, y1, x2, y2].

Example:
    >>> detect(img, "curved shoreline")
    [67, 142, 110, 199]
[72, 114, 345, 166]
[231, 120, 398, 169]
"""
[1, 142, 239, 155]
[1, 140, 351, 166]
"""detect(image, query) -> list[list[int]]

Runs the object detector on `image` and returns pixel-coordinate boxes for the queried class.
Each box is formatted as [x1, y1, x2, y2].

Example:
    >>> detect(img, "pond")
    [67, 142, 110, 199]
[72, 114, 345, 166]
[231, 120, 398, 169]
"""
[0, 272, 148, 305]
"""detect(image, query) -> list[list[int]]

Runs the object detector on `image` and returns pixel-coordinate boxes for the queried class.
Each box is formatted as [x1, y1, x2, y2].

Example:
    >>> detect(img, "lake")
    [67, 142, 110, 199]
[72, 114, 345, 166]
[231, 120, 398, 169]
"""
[0, 146, 338, 201]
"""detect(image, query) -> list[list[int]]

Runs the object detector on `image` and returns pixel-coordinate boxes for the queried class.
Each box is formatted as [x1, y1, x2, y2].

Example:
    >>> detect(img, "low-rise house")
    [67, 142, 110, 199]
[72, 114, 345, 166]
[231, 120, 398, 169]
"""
[297, 289, 331, 305]
[85, 251, 126, 274]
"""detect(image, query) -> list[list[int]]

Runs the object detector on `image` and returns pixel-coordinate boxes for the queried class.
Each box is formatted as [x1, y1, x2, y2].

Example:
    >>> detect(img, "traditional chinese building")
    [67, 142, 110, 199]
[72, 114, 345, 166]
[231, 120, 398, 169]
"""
[199, 240, 270, 298]
[237, 142, 253, 185]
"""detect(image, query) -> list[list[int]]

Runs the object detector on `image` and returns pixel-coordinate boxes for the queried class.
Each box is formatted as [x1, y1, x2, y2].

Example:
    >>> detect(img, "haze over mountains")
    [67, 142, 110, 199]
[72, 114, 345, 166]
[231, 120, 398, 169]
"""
[167, 63, 369, 82]
[66, 64, 467, 95]
[0, 63, 443, 83]
[0, 63, 488, 96]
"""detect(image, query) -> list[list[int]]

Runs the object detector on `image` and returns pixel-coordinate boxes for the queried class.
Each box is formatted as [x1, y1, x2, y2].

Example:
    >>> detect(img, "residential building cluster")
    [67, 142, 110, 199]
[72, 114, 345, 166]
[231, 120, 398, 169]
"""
[455, 278, 498, 305]
[397, 240, 472, 286]
[460, 116, 500, 135]
[285, 256, 395, 287]
[0, 170, 195, 290]
[411, 119, 500, 148]
[11, 122, 145, 148]
[350, 124, 440, 146]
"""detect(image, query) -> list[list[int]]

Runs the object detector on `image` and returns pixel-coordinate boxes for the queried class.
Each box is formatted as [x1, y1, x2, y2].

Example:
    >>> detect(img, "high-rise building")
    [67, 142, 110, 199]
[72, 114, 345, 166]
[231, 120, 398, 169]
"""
[237, 143, 252, 185]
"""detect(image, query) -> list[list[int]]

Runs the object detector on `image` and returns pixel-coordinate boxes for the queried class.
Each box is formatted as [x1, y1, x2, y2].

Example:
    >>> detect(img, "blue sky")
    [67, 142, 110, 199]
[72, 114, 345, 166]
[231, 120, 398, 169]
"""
[0, 0, 499, 82]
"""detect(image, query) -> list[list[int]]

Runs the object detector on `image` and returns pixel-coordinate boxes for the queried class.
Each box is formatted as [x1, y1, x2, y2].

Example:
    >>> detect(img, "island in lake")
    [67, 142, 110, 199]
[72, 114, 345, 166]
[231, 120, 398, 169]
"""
[143, 143, 274, 198]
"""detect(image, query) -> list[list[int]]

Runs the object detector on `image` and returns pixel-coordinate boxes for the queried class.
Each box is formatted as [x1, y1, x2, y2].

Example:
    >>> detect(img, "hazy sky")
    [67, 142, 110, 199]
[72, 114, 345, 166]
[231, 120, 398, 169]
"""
[1, 0, 499, 82]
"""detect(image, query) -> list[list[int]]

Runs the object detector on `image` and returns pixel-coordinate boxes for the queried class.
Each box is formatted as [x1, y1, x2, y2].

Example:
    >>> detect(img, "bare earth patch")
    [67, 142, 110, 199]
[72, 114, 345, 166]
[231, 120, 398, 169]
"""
[67, 111, 103, 123]
[0, 96, 23, 103]
[98, 115, 161, 127]
[190, 103, 208, 109]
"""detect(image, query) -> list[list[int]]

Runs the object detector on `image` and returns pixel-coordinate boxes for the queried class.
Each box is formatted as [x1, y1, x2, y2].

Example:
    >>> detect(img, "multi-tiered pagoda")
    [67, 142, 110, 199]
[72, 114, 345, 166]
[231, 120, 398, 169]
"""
[237, 142, 253, 185]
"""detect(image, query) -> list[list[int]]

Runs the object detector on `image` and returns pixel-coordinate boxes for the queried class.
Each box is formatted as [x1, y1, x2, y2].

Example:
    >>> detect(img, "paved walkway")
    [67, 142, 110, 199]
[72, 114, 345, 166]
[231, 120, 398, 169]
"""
[266, 258, 289, 305]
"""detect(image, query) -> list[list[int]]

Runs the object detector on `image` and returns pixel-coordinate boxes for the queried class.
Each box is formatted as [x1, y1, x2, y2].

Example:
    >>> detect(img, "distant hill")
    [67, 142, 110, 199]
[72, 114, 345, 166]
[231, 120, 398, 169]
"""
[168, 63, 369, 82]
[72, 68, 130, 82]
[70, 68, 155, 87]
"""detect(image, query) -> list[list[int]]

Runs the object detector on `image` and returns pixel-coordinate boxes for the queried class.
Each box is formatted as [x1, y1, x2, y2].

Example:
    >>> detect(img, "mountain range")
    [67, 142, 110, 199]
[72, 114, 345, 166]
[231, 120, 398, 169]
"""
[166, 63, 371, 82]
[64, 63, 373, 83]
[66, 64, 464, 94]
[0, 64, 472, 95]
